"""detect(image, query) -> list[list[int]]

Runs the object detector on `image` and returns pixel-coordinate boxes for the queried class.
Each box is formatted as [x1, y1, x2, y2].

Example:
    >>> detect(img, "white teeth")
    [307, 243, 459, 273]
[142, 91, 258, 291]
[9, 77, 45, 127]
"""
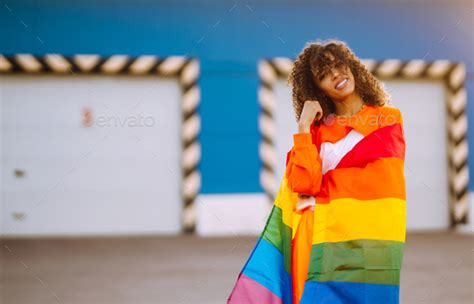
[335, 78, 348, 90]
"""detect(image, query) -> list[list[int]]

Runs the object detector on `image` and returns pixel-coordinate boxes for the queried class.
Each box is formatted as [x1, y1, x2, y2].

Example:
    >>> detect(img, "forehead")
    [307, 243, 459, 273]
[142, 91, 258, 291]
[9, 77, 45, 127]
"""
[320, 49, 342, 68]
[313, 60, 347, 81]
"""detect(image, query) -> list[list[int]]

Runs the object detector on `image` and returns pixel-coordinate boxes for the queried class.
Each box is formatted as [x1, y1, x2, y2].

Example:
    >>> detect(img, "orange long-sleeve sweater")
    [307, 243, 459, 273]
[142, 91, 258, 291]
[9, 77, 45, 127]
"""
[284, 104, 404, 199]
[284, 123, 323, 197]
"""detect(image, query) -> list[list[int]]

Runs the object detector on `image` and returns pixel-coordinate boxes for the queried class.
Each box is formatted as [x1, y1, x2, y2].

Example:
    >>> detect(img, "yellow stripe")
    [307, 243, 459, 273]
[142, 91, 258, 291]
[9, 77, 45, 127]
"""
[292, 213, 301, 239]
[312, 197, 406, 244]
[274, 176, 306, 239]
[274, 175, 297, 229]
[274, 175, 406, 243]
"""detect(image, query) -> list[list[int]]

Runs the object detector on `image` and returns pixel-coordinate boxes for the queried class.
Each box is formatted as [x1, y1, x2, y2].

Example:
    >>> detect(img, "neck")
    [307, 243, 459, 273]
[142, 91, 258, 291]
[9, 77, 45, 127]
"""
[333, 93, 365, 117]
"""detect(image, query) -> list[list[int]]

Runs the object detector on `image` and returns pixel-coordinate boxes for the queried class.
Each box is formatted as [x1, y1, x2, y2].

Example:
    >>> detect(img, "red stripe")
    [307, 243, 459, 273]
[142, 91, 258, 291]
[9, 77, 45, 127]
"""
[336, 123, 405, 169]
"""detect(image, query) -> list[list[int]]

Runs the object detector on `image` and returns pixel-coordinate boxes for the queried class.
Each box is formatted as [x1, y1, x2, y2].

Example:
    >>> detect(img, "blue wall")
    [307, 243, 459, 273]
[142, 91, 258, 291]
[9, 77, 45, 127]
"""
[1, 0, 473, 193]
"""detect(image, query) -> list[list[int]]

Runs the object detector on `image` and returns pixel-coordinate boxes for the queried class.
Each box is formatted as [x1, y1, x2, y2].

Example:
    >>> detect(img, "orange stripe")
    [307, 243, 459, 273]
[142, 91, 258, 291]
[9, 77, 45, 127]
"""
[316, 157, 405, 203]
[317, 105, 403, 142]
[291, 209, 314, 304]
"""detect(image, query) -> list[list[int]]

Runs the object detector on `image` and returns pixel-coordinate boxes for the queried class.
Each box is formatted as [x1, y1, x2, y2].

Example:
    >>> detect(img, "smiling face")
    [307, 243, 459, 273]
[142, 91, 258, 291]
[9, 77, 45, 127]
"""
[314, 63, 356, 102]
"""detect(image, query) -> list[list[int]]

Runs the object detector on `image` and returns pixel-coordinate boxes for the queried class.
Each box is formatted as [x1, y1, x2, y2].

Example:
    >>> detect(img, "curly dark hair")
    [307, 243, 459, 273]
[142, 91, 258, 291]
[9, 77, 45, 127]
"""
[287, 38, 390, 123]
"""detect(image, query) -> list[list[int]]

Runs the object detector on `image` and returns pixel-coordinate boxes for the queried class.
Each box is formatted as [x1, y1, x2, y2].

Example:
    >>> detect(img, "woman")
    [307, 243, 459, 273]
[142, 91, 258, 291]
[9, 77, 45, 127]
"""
[228, 39, 406, 304]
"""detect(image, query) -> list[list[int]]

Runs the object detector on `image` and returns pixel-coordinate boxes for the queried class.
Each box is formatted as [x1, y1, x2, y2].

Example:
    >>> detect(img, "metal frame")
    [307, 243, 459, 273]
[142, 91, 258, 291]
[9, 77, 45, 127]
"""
[0, 54, 201, 234]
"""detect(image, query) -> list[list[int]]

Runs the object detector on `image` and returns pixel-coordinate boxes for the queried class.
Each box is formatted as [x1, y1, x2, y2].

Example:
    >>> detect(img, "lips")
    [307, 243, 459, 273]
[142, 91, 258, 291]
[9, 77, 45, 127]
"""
[335, 77, 348, 90]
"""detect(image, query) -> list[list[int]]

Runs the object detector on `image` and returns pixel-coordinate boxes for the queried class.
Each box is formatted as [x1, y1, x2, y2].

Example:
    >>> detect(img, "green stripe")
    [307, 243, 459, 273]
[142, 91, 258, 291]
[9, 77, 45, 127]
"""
[261, 205, 293, 273]
[308, 239, 404, 285]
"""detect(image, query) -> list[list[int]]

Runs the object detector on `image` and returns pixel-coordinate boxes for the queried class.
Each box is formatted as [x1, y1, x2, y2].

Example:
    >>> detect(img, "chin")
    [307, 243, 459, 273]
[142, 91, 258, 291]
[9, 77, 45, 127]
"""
[331, 88, 354, 100]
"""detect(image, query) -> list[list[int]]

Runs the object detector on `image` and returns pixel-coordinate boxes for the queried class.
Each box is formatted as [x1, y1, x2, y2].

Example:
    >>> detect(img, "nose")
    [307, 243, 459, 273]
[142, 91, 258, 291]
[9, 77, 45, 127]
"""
[331, 68, 341, 80]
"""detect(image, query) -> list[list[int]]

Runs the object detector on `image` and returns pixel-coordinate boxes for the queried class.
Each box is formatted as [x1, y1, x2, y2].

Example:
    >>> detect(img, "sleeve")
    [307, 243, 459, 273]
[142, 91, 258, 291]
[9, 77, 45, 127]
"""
[397, 108, 406, 160]
[395, 107, 404, 127]
[284, 131, 323, 196]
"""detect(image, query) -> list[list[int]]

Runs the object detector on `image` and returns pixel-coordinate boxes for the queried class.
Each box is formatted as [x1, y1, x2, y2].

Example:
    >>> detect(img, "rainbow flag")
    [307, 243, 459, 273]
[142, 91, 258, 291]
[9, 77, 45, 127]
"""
[227, 116, 406, 303]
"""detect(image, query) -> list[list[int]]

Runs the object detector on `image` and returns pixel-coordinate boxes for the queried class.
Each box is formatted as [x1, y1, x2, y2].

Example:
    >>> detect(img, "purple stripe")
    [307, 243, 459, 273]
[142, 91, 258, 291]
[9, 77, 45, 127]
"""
[227, 273, 283, 304]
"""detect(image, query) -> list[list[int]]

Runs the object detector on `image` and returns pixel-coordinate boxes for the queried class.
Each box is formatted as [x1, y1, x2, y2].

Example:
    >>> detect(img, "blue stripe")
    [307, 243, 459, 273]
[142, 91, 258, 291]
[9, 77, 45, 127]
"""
[241, 237, 293, 303]
[300, 280, 400, 304]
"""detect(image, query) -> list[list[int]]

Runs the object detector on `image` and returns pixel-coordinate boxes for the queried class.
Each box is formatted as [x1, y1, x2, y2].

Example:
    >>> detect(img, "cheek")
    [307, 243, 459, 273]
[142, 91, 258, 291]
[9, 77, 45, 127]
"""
[319, 80, 333, 93]
[349, 72, 356, 86]
[349, 76, 356, 90]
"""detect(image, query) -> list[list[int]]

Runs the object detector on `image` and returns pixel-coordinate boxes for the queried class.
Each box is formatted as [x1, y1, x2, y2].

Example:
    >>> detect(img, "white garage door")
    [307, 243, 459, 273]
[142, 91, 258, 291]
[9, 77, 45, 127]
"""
[0, 75, 182, 236]
[386, 80, 449, 230]
[273, 79, 449, 231]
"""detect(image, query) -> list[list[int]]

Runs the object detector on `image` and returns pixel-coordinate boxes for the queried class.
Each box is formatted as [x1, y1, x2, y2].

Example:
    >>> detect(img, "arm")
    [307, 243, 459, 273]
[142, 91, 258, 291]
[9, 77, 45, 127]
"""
[284, 129, 323, 196]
